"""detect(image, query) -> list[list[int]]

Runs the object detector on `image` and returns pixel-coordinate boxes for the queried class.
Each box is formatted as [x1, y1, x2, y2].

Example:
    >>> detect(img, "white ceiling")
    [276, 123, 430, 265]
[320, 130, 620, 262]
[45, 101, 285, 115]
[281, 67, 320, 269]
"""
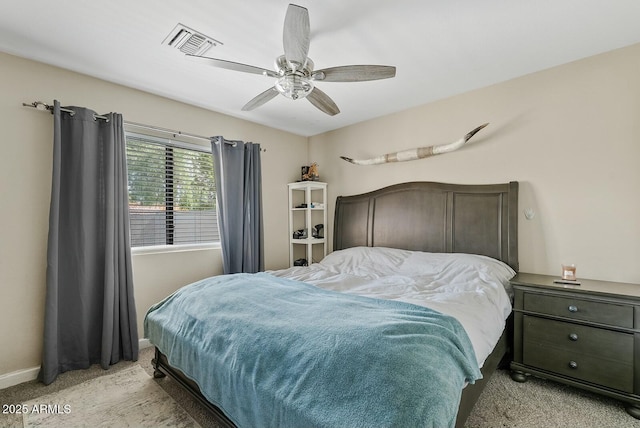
[2, 0, 640, 137]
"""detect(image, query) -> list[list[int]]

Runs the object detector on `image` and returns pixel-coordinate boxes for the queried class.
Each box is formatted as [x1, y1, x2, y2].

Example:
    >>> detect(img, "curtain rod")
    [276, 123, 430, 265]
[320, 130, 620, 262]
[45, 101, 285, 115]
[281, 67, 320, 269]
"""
[22, 101, 218, 144]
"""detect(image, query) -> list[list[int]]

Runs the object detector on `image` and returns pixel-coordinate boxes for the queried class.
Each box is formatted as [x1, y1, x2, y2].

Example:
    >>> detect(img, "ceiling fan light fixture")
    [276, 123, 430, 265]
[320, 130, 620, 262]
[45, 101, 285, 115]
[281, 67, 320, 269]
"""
[187, 5, 395, 115]
[275, 74, 314, 100]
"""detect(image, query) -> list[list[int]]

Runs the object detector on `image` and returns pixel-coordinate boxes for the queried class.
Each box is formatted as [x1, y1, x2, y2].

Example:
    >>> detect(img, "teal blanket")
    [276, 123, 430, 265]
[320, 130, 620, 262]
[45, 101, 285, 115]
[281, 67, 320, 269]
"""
[145, 273, 481, 428]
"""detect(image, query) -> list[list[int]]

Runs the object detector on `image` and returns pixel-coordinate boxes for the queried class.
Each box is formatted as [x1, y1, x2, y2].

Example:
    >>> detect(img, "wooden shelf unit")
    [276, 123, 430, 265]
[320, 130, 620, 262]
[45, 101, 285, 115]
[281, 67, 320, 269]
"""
[288, 181, 327, 267]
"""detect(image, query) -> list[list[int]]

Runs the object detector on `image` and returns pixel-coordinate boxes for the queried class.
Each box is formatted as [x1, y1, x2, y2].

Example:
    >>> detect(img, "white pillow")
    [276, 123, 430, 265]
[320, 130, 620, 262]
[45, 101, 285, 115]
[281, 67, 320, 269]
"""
[321, 246, 515, 292]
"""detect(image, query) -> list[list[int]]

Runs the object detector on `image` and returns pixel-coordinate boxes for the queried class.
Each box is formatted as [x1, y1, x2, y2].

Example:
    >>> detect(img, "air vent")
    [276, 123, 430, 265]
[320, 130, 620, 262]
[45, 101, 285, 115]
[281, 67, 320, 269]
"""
[163, 23, 222, 56]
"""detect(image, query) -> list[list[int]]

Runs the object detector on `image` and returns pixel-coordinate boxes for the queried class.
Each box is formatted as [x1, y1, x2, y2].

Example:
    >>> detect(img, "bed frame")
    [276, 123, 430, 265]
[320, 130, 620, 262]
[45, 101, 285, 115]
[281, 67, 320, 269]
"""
[333, 181, 518, 272]
[153, 180, 519, 428]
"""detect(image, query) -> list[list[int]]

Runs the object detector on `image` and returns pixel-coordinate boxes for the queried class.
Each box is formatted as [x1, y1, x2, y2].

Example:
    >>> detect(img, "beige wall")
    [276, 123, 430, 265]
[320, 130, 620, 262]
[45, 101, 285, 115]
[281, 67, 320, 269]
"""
[0, 52, 307, 377]
[310, 43, 640, 284]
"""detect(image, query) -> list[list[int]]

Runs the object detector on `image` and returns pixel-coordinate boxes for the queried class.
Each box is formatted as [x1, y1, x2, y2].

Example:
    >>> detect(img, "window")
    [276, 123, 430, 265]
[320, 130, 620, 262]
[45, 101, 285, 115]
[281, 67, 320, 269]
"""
[125, 132, 218, 248]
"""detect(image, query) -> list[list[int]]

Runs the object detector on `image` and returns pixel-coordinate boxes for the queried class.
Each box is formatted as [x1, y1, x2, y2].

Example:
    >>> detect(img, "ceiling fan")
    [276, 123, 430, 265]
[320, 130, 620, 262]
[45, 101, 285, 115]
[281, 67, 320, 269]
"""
[186, 3, 396, 116]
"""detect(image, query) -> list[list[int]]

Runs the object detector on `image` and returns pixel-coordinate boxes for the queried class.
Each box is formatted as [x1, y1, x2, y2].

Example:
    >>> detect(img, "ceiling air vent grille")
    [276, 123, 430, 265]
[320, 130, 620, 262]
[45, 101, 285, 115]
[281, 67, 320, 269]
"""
[163, 23, 222, 56]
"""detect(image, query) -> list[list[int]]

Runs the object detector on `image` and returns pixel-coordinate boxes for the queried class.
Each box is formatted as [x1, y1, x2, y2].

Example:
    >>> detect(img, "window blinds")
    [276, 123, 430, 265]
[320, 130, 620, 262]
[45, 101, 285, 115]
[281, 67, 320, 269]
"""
[125, 133, 219, 247]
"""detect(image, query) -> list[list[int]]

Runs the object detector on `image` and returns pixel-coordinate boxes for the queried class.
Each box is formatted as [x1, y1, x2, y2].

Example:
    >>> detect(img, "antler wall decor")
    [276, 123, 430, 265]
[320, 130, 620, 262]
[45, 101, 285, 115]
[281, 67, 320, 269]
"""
[340, 123, 489, 165]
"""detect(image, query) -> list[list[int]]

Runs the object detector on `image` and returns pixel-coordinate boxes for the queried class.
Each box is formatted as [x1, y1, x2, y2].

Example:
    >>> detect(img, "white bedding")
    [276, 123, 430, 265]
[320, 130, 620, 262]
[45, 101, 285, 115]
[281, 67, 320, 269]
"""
[270, 246, 515, 367]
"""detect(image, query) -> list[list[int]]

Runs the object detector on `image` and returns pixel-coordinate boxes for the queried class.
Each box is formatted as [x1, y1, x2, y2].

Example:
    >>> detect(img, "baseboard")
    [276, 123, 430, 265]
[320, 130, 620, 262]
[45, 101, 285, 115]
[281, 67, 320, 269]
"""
[139, 338, 152, 349]
[0, 338, 153, 390]
[0, 366, 40, 390]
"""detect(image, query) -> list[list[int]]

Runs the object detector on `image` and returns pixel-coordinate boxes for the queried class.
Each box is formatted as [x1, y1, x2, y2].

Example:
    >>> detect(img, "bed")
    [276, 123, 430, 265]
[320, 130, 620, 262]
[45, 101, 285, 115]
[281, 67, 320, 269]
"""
[145, 181, 519, 428]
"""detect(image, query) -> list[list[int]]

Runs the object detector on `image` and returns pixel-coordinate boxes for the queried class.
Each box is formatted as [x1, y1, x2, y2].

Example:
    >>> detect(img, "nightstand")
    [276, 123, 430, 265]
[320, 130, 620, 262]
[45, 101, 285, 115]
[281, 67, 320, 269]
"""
[509, 272, 640, 418]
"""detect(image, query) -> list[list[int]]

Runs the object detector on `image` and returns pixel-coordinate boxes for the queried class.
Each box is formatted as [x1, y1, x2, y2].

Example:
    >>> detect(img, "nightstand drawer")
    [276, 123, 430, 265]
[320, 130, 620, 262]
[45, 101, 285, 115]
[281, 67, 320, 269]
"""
[523, 292, 633, 328]
[522, 316, 634, 392]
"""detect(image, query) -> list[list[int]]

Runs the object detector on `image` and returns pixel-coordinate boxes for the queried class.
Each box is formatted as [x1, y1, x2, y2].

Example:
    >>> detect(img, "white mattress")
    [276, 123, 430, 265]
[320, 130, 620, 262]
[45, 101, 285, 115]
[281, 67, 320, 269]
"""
[270, 246, 515, 367]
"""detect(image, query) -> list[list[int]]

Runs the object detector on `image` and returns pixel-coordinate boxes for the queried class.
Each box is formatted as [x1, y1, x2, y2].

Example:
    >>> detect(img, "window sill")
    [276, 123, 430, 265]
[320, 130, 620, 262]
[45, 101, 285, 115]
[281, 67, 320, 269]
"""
[131, 242, 221, 256]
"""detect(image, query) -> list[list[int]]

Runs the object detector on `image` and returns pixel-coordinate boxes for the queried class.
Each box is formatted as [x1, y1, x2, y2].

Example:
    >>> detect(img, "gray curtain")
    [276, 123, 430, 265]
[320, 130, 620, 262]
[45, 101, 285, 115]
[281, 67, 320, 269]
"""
[39, 101, 138, 385]
[211, 136, 264, 274]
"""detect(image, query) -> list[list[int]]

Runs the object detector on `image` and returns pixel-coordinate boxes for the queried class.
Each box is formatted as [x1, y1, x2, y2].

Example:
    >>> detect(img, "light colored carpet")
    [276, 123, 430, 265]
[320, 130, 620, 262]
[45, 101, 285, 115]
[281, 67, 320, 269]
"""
[21, 365, 200, 428]
[465, 369, 640, 428]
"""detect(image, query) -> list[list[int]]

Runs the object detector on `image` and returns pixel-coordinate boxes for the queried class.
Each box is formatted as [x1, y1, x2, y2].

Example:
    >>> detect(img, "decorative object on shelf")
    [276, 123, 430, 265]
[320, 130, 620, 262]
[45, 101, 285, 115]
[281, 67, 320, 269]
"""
[301, 163, 319, 181]
[293, 229, 307, 239]
[312, 224, 324, 238]
[340, 123, 489, 165]
[308, 163, 319, 180]
[293, 258, 308, 267]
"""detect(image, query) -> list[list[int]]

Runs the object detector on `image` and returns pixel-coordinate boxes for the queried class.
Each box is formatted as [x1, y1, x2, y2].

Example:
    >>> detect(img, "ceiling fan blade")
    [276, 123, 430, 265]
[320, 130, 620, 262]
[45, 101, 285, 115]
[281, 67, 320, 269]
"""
[186, 54, 277, 77]
[307, 87, 340, 116]
[313, 65, 396, 82]
[242, 87, 280, 111]
[283, 4, 310, 68]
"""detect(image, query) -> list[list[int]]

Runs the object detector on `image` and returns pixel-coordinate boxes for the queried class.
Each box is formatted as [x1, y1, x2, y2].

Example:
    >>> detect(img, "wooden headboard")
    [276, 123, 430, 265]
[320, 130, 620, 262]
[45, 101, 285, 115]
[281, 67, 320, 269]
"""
[333, 181, 519, 271]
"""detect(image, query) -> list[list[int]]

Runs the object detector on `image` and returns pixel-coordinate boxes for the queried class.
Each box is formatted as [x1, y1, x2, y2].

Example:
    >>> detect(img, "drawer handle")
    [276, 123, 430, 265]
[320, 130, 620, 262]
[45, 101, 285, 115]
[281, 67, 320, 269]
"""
[569, 361, 578, 369]
[568, 305, 578, 313]
[568, 333, 578, 341]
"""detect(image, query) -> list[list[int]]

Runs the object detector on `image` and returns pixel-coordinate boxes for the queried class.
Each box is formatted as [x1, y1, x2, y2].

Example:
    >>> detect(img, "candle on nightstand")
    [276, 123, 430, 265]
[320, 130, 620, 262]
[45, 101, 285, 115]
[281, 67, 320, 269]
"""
[561, 264, 577, 281]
